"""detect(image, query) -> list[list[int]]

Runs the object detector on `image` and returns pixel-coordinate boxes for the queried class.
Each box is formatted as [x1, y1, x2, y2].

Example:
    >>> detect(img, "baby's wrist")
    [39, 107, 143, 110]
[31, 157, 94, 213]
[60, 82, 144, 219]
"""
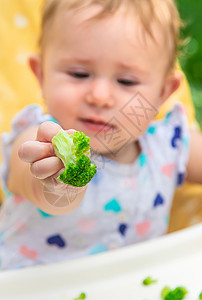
[31, 174, 86, 215]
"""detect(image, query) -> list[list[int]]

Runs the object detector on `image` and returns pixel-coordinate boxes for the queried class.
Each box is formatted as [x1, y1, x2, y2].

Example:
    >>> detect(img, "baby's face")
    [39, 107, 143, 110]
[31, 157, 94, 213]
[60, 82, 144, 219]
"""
[39, 5, 175, 160]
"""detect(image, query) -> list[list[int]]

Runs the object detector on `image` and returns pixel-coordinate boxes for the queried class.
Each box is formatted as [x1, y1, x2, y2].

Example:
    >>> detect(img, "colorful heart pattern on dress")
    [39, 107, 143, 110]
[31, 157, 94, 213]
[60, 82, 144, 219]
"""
[47, 234, 66, 248]
[153, 193, 165, 207]
[13, 195, 24, 205]
[139, 153, 147, 167]
[19, 245, 38, 260]
[104, 198, 122, 213]
[118, 223, 128, 236]
[177, 173, 185, 186]
[78, 218, 97, 234]
[124, 177, 136, 189]
[89, 244, 107, 255]
[147, 125, 156, 135]
[171, 126, 182, 148]
[161, 163, 175, 178]
[135, 220, 151, 236]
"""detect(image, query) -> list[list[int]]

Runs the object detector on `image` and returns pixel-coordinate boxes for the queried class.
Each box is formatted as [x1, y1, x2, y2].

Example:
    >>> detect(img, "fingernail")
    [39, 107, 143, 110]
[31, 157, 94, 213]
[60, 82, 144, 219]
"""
[67, 129, 76, 135]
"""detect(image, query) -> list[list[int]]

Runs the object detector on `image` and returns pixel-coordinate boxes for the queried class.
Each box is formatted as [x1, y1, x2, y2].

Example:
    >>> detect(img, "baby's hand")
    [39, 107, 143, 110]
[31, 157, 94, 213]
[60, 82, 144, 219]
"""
[18, 121, 79, 192]
[18, 122, 86, 213]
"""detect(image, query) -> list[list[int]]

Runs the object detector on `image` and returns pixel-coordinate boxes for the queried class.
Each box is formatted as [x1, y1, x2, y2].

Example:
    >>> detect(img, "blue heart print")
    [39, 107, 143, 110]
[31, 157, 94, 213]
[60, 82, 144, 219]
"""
[171, 126, 182, 148]
[104, 199, 122, 213]
[177, 173, 185, 186]
[118, 223, 128, 236]
[89, 244, 107, 255]
[147, 125, 156, 135]
[139, 153, 147, 167]
[153, 193, 165, 207]
[47, 234, 66, 248]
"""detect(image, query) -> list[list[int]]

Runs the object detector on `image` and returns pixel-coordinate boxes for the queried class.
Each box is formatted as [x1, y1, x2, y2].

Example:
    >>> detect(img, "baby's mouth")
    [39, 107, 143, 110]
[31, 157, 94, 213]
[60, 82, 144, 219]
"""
[79, 118, 115, 133]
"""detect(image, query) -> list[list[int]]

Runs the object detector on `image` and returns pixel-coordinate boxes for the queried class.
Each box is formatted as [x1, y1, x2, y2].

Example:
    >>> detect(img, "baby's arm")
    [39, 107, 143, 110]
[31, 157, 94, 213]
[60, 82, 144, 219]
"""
[186, 129, 202, 184]
[7, 121, 87, 215]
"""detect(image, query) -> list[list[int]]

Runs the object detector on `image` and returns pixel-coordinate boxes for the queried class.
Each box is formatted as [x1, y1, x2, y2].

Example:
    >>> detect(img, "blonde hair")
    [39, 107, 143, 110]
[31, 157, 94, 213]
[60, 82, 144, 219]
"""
[39, 0, 184, 71]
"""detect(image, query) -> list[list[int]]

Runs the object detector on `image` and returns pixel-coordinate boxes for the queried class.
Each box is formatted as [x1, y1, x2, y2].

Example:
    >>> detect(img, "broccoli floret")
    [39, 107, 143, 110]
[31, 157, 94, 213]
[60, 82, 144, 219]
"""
[199, 291, 202, 300]
[142, 276, 158, 285]
[74, 292, 86, 300]
[52, 129, 97, 187]
[161, 287, 172, 299]
[161, 286, 188, 300]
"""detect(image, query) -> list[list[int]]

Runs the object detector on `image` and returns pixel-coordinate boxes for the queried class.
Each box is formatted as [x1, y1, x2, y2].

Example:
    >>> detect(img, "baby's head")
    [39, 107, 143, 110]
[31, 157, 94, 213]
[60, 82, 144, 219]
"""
[30, 0, 184, 160]
[40, 0, 182, 72]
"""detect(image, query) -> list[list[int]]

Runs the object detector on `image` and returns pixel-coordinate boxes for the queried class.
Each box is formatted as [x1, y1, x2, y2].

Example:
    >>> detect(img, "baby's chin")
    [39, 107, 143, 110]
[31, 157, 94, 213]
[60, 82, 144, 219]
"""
[89, 141, 124, 162]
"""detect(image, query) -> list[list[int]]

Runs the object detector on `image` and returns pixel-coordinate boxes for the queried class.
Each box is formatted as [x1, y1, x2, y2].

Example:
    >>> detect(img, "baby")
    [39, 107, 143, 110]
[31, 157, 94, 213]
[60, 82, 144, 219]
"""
[0, 0, 202, 270]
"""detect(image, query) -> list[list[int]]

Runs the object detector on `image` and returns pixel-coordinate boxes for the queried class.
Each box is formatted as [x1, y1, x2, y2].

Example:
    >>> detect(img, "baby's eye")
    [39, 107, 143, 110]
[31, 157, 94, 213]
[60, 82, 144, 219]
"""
[69, 72, 89, 79]
[117, 79, 138, 86]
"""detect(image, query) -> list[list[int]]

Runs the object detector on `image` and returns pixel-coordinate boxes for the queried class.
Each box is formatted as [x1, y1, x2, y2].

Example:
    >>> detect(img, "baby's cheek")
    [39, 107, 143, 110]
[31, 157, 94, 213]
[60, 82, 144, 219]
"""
[118, 92, 158, 133]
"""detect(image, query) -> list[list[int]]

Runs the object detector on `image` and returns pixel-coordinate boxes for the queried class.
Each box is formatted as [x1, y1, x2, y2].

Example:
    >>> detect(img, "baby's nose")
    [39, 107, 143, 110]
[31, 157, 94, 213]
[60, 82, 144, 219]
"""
[85, 78, 114, 108]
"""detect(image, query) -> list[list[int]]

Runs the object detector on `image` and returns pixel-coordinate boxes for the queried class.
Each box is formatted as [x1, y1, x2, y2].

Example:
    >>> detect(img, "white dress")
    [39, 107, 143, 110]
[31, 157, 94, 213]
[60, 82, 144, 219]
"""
[0, 103, 190, 270]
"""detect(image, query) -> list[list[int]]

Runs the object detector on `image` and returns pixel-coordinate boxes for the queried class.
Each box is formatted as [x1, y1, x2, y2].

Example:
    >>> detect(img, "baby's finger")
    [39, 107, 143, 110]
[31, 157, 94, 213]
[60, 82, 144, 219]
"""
[36, 121, 76, 143]
[18, 141, 55, 163]
[36, 121, 62, 142]
[30, 156, 64, 179]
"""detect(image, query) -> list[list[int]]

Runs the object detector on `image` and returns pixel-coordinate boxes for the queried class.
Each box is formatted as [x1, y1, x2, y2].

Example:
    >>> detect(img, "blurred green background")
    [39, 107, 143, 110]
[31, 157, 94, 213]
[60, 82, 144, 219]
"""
[176, 0, 202, 128]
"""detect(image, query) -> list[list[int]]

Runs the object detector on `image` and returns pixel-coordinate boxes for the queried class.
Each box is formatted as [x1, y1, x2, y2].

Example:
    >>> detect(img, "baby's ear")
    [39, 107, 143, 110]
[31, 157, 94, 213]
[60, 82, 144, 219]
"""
[29, 54, 43, 87]
[159, 71, 182, 105]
